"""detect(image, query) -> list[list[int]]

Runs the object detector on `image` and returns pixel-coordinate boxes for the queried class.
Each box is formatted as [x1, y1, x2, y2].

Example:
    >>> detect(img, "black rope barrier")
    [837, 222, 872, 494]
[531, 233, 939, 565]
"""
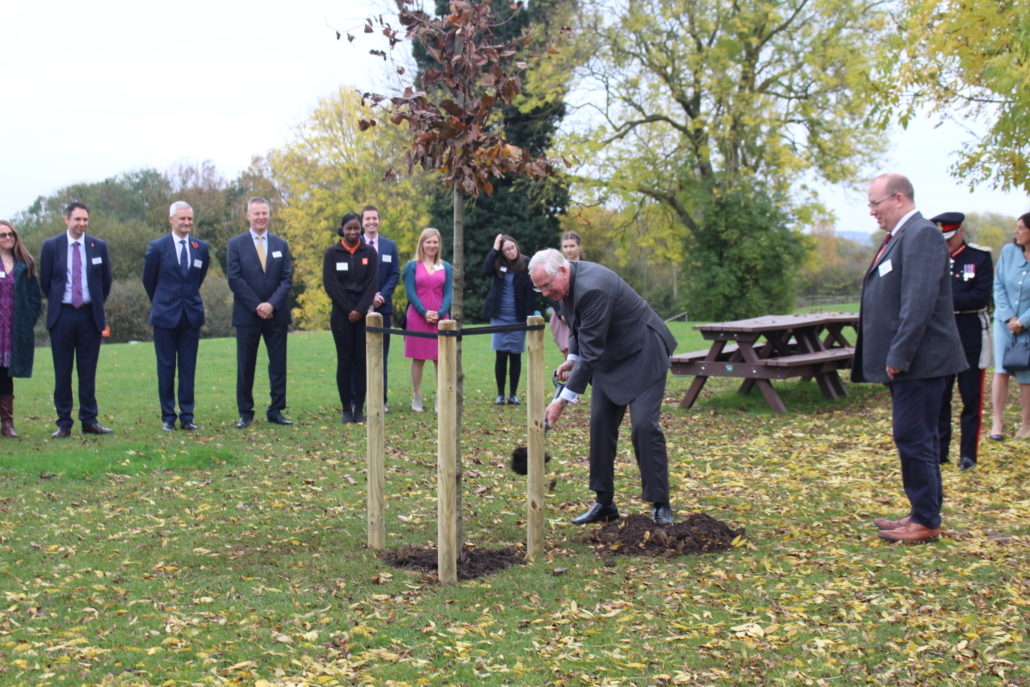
[365, 323, 545, 340]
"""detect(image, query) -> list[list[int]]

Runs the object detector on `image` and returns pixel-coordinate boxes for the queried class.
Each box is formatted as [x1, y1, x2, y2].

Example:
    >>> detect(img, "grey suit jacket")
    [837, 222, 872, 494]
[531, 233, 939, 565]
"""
[852, 212, 967, 383]
[562, 261, 678, 405]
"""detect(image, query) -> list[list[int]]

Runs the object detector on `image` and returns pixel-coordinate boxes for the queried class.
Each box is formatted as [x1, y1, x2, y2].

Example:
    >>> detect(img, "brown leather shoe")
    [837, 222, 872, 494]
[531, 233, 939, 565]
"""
[82, 423, 114, 435]
[878, 521, 940, 542]
[873, 514, 911, 530]
[52, 426, 72, 438]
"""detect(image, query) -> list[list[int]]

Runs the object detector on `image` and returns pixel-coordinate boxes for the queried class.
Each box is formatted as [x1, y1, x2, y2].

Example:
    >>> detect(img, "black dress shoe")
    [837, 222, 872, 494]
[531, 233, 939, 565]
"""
[267, 413, 294, 425]
[162, 421, 177, 431]
[236, 417, 253, 429]
[959, 456, 976, 471]
[988, 434, 1005, 441]
[571, 502, 620, 525]
[940, 456, 950, 464]
[352, 409, 366, 424]
[52, 426, 72, 438]
[181, 421, 198, 431]
[652, 503, 674, 525]
[342, 409, 354, 424]
[82, 423, 113, 435]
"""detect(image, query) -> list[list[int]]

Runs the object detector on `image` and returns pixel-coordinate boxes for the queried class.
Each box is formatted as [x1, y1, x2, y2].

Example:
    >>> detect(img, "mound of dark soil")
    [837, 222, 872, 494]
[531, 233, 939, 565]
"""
[383, 544, 525, 580]
[587, 513, 745, 558]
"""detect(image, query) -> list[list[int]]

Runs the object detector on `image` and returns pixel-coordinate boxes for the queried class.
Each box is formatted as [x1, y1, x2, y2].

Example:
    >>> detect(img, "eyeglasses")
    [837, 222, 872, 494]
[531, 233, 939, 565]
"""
[532, 279, 556, 294]
[0, 233, 15, 239]
[868, 193, 899, 209]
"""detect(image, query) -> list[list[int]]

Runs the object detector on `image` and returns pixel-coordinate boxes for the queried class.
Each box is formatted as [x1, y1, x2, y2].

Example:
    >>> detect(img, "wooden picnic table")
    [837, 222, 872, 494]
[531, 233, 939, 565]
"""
[670, 312, 859, 413]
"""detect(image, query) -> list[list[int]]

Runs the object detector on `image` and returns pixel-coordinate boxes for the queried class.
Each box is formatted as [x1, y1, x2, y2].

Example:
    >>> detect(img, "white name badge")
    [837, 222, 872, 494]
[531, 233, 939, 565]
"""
[0, 272, 5, 279]
[382, 254, 392, 263]
[194, 259, 203, 268]
[92, 256, 103, 265]
[337, 262, 349, 271]
[500, 266, 508, 272]
[878, 259, 893, 277]
[272, 251, 282, 258]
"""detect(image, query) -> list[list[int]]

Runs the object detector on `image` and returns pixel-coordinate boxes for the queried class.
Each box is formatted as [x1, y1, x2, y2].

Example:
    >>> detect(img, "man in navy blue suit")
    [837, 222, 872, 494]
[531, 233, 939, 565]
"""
[38, 202, 113, 437]
[356, 205, 400, 413]
[226, 197, 294, 428]
[143, 201, 210, 431]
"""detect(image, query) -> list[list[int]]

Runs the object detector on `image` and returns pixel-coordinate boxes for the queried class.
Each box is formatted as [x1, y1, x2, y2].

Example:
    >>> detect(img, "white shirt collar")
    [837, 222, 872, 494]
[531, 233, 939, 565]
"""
[249, 228, 267, 242]
[171, 232, 190, 243]
[66, 230, 84, 245]
[890, 208, 919, 236]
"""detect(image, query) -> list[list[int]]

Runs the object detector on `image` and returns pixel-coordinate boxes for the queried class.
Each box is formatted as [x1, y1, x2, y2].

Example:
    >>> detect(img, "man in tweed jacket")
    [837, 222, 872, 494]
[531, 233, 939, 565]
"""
[853, 173, 967, 542]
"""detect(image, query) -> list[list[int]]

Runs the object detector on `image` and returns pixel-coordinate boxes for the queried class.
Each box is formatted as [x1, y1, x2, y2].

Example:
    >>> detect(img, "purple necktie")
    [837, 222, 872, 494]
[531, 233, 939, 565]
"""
[71, 242, 84, 308]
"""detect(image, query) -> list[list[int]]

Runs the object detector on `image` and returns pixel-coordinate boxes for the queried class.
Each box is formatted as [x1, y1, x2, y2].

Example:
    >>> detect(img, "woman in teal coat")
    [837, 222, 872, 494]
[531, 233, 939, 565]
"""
[0, 220, 43, 437]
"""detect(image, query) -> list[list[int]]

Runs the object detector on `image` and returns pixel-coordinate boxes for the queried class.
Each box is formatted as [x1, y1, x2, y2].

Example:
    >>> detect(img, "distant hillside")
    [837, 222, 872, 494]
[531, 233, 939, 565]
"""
[836, 230, 873, 247]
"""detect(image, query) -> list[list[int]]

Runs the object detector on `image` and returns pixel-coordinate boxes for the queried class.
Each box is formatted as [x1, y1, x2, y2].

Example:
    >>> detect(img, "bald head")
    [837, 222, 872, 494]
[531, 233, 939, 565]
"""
[868, 173, 916, 233]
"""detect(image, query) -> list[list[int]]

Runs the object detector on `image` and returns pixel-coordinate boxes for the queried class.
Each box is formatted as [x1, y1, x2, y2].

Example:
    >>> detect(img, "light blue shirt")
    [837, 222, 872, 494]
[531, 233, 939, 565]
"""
[62, 230, 92, 304]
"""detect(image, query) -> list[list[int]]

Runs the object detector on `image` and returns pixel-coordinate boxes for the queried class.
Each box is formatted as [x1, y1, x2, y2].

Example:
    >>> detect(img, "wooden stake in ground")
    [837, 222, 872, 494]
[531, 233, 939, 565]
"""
[366, 312, 385, 550]
[526, 315, 546, 559]
[437, 319, 459, 583]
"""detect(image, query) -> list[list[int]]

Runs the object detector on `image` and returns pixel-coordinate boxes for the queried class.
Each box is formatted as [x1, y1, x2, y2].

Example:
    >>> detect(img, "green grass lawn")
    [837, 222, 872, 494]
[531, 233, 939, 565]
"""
[0, 323, 1027, 686]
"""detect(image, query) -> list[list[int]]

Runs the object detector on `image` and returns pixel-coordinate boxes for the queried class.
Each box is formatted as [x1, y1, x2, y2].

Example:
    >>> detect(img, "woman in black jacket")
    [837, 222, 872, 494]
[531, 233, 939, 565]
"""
[0, 220, 42, 437]
[323, 213, 379, 424]
[482, 233, 537, 405]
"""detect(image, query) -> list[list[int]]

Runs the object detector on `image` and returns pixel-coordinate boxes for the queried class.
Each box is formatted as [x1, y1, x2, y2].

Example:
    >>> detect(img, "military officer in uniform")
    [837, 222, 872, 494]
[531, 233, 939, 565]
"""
[932, 212, 993, 470]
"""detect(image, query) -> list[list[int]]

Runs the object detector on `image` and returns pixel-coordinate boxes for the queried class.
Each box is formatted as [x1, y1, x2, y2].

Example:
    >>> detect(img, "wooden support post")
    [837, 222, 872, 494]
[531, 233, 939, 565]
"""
[437, 319, 458, 584]
[366, 313, 385, 550]
[526, 315, 546, 560]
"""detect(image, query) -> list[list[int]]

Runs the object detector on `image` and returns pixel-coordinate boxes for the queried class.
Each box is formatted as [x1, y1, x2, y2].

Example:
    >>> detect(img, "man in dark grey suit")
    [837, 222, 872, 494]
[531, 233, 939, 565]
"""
[226, 197, 294, 428]
[853, 173, 967, 542]
[529, 248, 678, 525]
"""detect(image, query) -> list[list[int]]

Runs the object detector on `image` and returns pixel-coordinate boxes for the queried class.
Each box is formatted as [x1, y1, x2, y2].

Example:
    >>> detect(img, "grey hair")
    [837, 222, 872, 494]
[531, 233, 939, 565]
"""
[247, 196, 270, 211]
[169, 200, 193, 217]
[528, 248, 568, 277]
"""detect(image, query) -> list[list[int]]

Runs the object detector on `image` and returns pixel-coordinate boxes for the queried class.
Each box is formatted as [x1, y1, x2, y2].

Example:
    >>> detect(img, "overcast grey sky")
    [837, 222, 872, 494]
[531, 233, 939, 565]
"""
[2, 0, 1027, 234]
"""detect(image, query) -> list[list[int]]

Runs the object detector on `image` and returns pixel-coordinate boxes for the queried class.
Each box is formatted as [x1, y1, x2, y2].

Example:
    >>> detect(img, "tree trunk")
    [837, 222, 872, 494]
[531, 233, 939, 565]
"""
[452, 185, 465, 553]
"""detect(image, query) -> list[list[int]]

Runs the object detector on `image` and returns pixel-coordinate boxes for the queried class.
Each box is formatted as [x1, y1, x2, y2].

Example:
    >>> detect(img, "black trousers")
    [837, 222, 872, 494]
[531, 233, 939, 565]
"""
[235, 322, 288, 419]
[938, 349, 984, 463]
[153, 312, 201, 423]
[50, 303, 103, 428]
[332, 307, 367, 412]
[889, 376, 947, 529]
[351, 311, 389, 406]
[589, 370, 670, 505]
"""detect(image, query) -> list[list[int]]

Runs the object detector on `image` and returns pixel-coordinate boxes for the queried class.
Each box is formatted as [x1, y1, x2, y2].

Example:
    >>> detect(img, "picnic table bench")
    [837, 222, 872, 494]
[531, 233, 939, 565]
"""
[670, 312, 859, 413]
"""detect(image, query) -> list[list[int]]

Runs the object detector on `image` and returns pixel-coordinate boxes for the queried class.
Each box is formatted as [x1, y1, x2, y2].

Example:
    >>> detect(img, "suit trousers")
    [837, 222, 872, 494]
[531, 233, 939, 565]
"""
[51, 303, 103, 428]
[589, 370, 669, 504]
[350, 312, 389, 406]
[235, 322, 288, 418]
[332, 307, 367, 412]
[153, 312, 201, 423]
[937, 348, 984, 463]
[889, 376, 947, 529]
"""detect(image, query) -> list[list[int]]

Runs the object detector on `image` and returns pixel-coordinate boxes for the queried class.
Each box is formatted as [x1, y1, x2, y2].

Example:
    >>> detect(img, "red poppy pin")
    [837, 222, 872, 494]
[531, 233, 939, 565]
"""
[362, 258, 369, 265]
[191, 242, 199, 249]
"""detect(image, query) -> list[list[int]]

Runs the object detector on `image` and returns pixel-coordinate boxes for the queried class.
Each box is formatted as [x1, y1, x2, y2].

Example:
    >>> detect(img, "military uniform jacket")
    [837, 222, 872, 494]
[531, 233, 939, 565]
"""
[948, 241, 993, 357]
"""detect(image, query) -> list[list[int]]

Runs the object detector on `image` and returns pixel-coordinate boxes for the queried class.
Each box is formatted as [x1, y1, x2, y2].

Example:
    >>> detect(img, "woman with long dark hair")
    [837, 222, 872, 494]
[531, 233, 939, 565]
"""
[0, 220, 42, 437]
[323, 212, 379, 424]
[482, 233, 537, 405]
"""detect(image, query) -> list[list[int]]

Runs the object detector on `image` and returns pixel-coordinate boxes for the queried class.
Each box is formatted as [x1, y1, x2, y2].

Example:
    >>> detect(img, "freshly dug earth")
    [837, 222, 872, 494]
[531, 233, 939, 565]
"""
[587, 513, 745, 557]
[384, 544, 525, 580]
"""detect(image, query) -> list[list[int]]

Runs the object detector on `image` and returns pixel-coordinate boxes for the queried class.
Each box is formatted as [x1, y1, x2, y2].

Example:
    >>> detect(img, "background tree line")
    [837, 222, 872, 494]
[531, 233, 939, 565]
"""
[10, 0, 1028, 338]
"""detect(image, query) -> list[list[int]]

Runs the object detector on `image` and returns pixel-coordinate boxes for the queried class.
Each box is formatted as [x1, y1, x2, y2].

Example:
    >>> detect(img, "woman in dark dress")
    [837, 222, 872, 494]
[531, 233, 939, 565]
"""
[482, 234, 537, 405]
[0, 220, 42, 437]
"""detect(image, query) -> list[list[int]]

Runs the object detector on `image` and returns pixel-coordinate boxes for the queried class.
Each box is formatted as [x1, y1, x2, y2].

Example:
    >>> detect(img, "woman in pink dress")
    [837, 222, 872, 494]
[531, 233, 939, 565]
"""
[403, 228, 452, 412]
[549, 231, 584, 357]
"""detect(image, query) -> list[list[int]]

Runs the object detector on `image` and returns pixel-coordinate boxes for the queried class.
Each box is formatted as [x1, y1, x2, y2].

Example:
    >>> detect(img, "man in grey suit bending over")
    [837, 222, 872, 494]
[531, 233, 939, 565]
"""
[853, 173, 967, 542]
[529, 249, 678, 525]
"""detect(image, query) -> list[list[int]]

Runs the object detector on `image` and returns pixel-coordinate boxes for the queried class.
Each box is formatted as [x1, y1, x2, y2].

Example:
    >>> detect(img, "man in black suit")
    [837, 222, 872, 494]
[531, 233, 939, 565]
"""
[142, 201, 210, 431]
[226, 197, 294, 427]
[38, 202, 113, 437]
[930, 212, 993, 471]
[529, 248, 678, 525]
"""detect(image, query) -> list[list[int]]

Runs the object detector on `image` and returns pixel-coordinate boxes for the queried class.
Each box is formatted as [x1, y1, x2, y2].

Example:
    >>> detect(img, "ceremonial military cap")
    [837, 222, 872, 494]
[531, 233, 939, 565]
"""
[930, 212, 965, 239]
